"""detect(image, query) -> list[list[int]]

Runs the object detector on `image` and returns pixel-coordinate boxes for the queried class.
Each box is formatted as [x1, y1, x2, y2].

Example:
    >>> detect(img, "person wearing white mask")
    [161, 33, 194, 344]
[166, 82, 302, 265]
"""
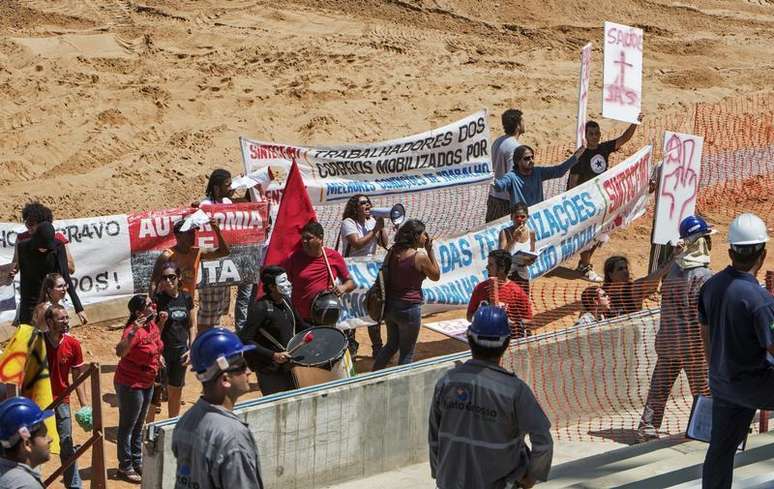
[637, 215, 715, 442]
[238, 266, 307, 395]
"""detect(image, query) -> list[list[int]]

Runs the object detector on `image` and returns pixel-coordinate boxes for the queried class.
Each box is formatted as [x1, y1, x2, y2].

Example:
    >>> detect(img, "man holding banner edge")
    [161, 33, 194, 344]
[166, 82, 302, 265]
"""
[567, 114, 644, 282]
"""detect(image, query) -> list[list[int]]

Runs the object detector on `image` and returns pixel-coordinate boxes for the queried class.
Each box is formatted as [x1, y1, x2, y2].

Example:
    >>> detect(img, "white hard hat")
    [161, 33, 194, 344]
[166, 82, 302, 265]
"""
[727, 213, 769, 246]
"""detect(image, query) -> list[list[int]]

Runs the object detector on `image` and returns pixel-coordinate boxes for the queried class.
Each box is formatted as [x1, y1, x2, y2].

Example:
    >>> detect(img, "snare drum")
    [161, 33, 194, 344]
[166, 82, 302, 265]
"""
[288, 327, 350, 388]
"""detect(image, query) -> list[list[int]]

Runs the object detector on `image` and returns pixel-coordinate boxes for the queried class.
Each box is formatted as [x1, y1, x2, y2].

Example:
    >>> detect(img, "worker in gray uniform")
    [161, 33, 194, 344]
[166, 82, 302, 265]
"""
[0, 397, 53, 489]
[172, 327, 264, 489]
[429, 305, 553, 489]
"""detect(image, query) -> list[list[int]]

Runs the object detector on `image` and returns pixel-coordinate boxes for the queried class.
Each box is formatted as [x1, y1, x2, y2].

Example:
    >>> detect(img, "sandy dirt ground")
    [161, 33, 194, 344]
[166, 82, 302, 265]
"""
[1, 0, 773, 487]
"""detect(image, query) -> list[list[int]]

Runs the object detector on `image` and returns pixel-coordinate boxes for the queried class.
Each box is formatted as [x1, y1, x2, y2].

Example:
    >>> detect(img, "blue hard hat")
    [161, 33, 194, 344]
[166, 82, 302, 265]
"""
[0, 397, 53, 448]
[467, 305, 511, 347]
[190, 327, 256, 381]
[679, 215, 712, 239]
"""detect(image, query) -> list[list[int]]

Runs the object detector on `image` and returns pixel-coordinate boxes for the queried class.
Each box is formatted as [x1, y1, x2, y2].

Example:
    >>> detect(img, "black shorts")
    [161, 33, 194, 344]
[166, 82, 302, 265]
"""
[163, 346, 188, 388]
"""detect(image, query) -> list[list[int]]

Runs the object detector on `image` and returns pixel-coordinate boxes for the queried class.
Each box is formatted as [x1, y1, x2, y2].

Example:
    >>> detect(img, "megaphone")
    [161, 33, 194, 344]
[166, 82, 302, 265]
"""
[372, 203, 406, 226]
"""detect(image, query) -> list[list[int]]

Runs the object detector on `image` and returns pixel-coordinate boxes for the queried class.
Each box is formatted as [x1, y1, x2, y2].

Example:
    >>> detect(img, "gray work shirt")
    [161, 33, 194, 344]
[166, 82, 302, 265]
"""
[0, 457, 44, 489]
[172, 398, 264, 489]
[429, 359, 553, 489]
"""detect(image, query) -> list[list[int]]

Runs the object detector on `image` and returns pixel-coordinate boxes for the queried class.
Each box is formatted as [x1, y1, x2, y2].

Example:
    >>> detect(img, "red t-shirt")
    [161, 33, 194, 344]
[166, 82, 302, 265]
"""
[468, 279, 532, 336]
[114, 320, 164, 389]
[45, 334, 84, 404]
[281, 248, 350, 320]
[18, 231, 69, 244]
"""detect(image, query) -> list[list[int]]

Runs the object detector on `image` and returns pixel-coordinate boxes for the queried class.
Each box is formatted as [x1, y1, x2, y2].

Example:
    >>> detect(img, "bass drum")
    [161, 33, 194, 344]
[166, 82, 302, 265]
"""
[288, 326, 351, 388]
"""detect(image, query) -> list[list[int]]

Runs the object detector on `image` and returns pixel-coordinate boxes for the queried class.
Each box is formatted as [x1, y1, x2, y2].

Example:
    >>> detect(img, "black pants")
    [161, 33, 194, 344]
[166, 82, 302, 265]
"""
[257, 370, 295, 396]
[701, 396, 755, 489]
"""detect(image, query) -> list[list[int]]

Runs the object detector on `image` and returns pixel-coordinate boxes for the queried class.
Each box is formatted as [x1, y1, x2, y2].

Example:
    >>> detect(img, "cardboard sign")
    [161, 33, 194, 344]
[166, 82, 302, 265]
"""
[602, 22, 643, 124]
[653, 131, 703, 244]
[576, 42, 593, 148]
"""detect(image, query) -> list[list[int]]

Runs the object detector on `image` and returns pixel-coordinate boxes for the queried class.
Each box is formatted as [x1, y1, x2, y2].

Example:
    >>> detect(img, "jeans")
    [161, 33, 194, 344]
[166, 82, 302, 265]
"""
[372, 300, 422, 371]
[701, 396, 756, 489]
[115, 383, 153, 472]
[234, 283, 254, 332]
[55, 404, 82, 489]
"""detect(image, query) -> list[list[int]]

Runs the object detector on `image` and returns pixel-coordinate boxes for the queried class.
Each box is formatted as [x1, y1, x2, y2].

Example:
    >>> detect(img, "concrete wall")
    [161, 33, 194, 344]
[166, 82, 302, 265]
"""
[142, 310, 663, 489]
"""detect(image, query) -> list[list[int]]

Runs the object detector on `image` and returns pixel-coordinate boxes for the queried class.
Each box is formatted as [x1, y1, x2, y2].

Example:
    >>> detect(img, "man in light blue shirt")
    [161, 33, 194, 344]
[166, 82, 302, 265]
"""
[492, 144, 586, 207]
[487, 109, 524, 222]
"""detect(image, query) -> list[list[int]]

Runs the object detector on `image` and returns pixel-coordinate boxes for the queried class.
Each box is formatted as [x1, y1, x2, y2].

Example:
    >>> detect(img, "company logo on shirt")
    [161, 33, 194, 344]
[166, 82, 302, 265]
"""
[590, 154, 607, 174]
[455, 387, 469, 402]
[444, 388, 497, 419]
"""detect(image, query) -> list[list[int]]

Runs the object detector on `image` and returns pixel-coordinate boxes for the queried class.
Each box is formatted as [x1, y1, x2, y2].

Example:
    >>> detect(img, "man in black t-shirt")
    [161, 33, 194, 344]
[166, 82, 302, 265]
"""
[567, 114, 643, 282]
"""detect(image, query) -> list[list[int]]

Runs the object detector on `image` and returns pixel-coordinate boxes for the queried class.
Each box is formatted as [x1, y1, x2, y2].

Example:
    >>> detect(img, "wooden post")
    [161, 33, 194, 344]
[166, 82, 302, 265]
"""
[90, 363, 107, 489]
[760, 410, 769, 434]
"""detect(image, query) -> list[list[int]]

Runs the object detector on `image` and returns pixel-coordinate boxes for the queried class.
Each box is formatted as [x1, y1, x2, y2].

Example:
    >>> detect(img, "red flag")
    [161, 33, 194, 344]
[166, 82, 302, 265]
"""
[258, 159, 317, 296]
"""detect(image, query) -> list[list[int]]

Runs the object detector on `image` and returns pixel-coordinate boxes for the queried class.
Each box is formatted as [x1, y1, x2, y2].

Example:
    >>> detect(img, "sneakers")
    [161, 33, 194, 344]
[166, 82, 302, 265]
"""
[577, 264, 603, 282]
[636, 423, 659, 443]
[118, 468, 142, 484]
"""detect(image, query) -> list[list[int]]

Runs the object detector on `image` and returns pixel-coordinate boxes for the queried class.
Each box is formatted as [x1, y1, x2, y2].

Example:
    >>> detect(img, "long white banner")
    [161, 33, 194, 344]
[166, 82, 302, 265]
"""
[240, 111, 491, 205]
[0, 203, 268, 323]
[339, 145, 654, 328]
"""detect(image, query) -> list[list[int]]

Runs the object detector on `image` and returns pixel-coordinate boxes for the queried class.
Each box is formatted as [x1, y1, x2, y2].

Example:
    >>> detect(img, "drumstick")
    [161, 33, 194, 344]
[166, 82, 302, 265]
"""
[288, 331, 314, 356]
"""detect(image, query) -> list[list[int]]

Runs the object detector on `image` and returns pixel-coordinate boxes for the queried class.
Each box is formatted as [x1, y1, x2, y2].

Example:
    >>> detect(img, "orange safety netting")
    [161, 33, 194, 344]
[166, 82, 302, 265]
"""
[502, 93, 774, 442]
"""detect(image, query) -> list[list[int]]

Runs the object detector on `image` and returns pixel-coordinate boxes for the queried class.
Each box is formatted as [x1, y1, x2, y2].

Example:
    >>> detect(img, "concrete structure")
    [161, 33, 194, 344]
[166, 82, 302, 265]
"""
[142, 309, 697, 489]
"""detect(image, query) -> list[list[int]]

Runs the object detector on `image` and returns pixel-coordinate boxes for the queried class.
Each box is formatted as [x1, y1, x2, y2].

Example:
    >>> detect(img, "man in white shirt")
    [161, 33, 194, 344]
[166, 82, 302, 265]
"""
[486, 109, 524, 223]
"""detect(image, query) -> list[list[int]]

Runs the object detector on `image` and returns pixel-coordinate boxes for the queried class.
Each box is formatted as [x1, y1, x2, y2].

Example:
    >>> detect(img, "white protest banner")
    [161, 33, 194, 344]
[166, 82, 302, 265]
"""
[240, 111, 491, 205]
[0, 215, 133, 323]
[602, 22, 643, 124]
[0, 203, 268, 323]
[576, 42, 593, 148]
[339, 146, 654, 328]
[652, 132, 703, 244]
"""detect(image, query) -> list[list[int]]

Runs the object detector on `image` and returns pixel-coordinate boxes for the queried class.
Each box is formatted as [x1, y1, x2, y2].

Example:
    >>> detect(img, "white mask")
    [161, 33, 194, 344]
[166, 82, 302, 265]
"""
[275, 273, 292, 297]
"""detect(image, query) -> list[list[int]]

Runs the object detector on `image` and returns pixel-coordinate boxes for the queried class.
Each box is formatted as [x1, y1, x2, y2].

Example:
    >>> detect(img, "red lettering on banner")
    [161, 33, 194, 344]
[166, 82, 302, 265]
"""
[127, 202, 268, 253]
[603, 153, 651, 213]
[606, 27, 643, 52]
[249, 144, 300, 161]
[660, 134, 699, 224]
[604, 51, 639, 107]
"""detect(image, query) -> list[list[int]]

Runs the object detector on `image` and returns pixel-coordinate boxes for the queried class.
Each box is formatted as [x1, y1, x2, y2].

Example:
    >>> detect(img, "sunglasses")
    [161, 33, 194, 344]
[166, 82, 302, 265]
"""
[162, 274, 178, 281]
[522, 155, 534, 161]
[357, 200, 370, 206]
[225, 362, 248, 374]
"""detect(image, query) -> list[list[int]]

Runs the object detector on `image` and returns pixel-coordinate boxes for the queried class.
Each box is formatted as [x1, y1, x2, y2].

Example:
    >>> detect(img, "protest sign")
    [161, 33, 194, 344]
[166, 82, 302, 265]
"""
[602, 22, 643, 124]
[0, 202, 268, 323]
[240, 111, 491, 205]
[652, 131, 703, 244]
[576, 42, 593, 148]
[339, 146, 654, 328]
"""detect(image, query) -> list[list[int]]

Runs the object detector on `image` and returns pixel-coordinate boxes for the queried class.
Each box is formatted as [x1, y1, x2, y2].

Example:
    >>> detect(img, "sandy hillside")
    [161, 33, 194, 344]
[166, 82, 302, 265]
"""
[0, 0, 773, 219]
[2, 0, 774, 487]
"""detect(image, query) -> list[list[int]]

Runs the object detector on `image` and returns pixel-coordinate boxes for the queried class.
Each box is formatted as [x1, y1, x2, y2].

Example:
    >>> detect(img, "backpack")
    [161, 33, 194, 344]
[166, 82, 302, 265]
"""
[364, 248, 392, 322]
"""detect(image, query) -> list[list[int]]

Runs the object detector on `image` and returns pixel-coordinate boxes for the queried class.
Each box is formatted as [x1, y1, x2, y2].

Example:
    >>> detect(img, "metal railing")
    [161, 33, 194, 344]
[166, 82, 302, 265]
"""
[44, 362, 107, 489]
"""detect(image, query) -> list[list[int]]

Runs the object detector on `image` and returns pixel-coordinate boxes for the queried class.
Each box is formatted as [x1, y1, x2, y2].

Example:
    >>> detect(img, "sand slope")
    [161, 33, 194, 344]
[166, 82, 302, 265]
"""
[0, 0, 772, 220]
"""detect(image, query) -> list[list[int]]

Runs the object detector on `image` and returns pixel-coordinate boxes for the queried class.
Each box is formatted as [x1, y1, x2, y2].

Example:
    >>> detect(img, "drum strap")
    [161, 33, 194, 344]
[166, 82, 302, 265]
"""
[321, 247, 337, 290]
[259, 328, 285, 351]
[259, 298, 296, 351]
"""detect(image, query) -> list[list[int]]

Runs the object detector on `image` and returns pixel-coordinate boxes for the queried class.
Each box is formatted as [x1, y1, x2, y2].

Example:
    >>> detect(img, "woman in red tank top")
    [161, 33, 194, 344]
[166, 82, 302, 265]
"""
[372, 219, 441, 370]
